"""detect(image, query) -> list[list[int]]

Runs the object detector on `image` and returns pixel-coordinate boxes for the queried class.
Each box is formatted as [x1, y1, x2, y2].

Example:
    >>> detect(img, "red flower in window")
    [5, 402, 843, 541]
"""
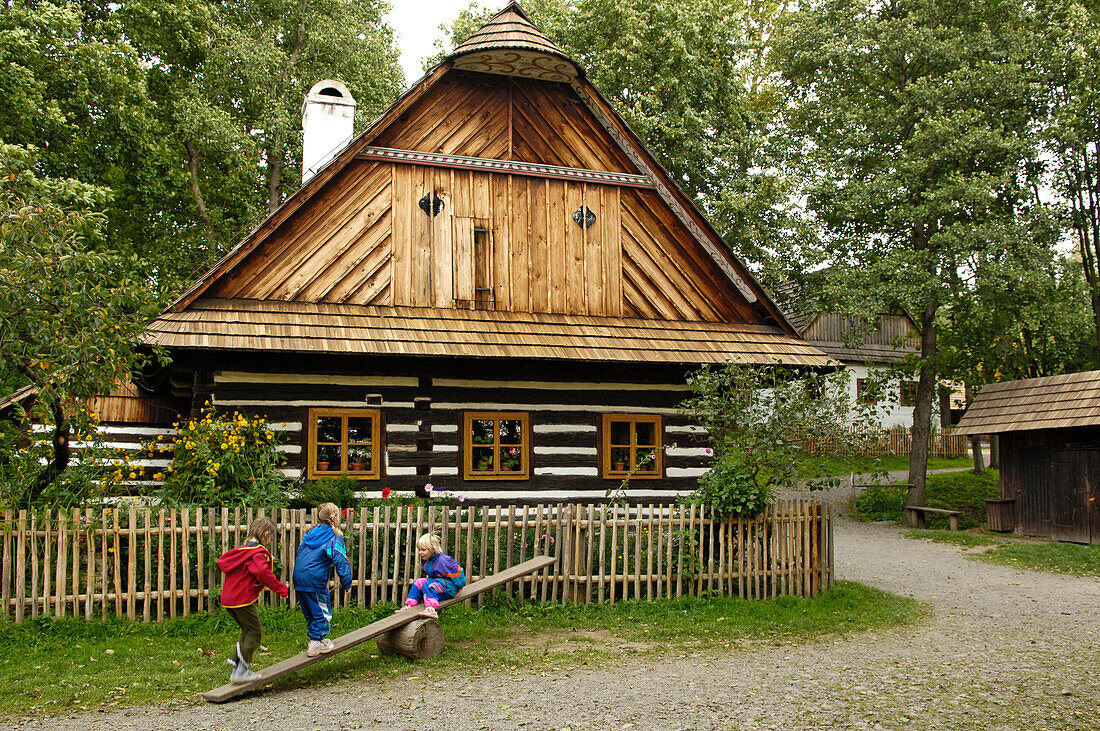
[381, 487, 392, 499]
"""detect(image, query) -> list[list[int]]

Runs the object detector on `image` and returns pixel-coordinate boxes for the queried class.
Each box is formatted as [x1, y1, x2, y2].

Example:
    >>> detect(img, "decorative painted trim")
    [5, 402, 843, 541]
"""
[429, 467, 460, 476]
[666, 467, 710, 477]
[434, 378, 690, 392]
[533, 424, 598, 434]
[664, 447, 712, 457]
[533, 467, 599, 476]
[218, 400, 414, 408]
[214, 372, 418, 387]
[435, 402, 684, 416]
[357, 146, 654, 189]
[534, 446, 598, 456]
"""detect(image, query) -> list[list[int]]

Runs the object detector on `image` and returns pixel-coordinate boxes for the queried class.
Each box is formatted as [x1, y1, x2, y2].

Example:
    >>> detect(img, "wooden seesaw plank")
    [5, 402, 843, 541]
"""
[203, 554, 556, 703]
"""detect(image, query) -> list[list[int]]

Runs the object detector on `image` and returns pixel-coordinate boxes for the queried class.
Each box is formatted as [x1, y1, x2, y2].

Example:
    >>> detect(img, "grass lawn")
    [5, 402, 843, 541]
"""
[902, 529, 1100, 577]
[0, 581, 920, 717]
[855, 469, 999, 529]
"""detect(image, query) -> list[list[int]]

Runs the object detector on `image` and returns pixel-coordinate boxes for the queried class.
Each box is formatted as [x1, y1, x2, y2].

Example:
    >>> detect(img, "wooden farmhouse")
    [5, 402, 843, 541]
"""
[776, 280, 922, 428]
[955, 370, 1100, 544]
[137, 3, 827, 502]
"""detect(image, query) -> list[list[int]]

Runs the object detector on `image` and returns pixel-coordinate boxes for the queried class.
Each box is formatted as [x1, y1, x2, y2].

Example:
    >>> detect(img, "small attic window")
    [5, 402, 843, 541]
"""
[320, 87, 344, 97]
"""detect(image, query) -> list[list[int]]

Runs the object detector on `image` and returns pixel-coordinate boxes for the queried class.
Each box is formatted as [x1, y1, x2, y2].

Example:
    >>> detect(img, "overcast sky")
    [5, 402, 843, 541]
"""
[385, 1, 491, 87]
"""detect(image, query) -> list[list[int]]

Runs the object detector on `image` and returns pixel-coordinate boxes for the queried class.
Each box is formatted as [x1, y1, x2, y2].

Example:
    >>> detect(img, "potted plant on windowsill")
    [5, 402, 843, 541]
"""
[349, 448, 370, 472]
[317, 450, 332, 471]
[501, 447, 521, 472]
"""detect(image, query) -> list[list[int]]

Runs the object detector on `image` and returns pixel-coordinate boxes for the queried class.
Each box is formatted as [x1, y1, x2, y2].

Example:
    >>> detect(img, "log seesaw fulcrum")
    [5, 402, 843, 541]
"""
[203, 555, 555, 703]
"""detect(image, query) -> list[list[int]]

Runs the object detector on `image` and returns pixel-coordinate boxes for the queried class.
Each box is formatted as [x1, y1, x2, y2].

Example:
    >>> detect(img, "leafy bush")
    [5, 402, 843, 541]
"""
[689, 452, 771, 518]
[291, 474, 359, 508]
[855, 482, 908, 521]
[679, 364, 880, 519]
[153, 406, 286, 507]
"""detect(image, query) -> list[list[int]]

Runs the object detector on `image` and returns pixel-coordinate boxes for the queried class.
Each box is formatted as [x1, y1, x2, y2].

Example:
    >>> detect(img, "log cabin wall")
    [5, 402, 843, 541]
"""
[189, 353, 712, 502]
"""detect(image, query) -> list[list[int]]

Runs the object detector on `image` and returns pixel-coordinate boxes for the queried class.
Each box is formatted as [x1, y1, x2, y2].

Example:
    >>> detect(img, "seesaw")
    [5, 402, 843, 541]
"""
[203, 555, 555, 703]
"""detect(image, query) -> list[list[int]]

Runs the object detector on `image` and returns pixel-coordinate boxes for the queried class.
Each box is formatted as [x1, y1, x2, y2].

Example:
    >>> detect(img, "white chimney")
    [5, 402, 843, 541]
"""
[302, 79, 356, 184]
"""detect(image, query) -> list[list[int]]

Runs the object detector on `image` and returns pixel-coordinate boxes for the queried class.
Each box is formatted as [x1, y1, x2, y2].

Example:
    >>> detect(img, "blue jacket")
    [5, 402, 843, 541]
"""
[423, 552, 466, 597]
[292, 524, 353, 592]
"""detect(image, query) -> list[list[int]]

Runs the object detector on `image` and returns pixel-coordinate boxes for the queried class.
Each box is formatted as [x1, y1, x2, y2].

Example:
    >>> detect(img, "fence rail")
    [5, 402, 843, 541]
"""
[800, 425, 969, 458]
[0, 501, 832, 623]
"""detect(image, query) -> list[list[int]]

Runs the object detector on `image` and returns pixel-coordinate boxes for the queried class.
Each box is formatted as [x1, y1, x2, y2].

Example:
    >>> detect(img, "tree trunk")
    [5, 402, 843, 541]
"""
[29, 400, 70, 505]
[184, 139, 214, 237]
[938, 384, 951, 428]
[989, 434, 1000, 470]
[970, 435, 985, 473]
[906, 301, 937, 526]
[376, 617, 445, 659]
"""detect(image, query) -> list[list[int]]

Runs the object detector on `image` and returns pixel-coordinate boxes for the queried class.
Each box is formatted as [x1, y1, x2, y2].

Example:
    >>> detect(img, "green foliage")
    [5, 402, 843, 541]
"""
[0, 143, 165, 499]
[291, 474, 358, 509]
[154, 407, 286, 507]
[856, 469, 999, 529]
[679, 364, 880, 519]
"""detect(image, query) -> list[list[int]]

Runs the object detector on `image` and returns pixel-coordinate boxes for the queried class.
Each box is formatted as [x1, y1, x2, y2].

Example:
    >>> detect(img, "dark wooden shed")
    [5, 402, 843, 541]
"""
[955, 370, 1100, 544]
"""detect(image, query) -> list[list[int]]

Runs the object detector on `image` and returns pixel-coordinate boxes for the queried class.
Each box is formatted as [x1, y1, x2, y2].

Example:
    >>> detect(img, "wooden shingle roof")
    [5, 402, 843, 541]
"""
[450, 2, 579, 83]
[954, 370, 1100, 435]
[146, 299, 829, 366]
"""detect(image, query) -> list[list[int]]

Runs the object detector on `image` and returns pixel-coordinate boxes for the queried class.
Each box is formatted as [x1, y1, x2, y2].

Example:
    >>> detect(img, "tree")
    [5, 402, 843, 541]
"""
[1036, 0, 1100, 366]
[0, 144, 164, 503]
[679, 364, 879, 518]
[776, 0, 1041, 518]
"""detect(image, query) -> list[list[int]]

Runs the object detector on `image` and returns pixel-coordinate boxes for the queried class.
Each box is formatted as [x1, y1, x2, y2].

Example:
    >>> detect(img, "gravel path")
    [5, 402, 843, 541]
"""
[11, 479, 1100, 730]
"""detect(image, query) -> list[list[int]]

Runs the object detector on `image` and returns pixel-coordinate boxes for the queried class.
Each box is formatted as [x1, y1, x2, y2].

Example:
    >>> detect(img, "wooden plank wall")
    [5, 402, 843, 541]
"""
[0, 502, 832, 622]
[804, 313, 918, 346]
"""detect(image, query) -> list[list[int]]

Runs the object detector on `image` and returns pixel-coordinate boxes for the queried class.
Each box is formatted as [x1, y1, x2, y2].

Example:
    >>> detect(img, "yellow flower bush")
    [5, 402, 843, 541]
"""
[151, 406, 286, 507]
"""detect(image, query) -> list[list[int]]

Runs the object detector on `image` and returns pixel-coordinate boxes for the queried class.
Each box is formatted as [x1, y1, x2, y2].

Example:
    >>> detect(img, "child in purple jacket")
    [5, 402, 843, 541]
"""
[402, 533, 466, 618]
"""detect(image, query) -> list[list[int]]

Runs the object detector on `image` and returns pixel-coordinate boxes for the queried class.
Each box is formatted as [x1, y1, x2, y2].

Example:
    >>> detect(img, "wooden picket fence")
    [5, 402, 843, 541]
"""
[800, 425, 969, 458]
[0, 501, 832, 623]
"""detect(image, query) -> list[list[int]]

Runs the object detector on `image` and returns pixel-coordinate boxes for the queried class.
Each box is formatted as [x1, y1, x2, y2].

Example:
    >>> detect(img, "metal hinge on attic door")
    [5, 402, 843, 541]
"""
[452, 217, 494, 310]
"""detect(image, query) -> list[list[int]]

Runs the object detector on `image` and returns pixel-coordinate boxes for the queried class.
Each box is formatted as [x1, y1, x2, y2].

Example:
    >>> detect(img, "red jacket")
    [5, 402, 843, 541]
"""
[217, 543, 289, 608]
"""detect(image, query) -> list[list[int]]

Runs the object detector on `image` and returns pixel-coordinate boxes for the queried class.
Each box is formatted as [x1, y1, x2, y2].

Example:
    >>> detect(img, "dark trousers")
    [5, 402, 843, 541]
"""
[226, 603, 262, 664]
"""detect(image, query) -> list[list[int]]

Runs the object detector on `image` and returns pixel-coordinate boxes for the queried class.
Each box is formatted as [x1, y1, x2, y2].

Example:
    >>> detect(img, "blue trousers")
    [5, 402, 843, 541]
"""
[297, 589, 332, 640]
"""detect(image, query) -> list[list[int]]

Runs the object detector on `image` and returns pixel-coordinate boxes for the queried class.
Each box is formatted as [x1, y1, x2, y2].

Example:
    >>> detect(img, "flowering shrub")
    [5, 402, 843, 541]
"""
[153, 406, 286, 506]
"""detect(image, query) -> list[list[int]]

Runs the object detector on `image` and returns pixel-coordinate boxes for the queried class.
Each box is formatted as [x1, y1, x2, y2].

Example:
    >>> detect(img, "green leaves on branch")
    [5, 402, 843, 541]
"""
[680, 364, 881, 519]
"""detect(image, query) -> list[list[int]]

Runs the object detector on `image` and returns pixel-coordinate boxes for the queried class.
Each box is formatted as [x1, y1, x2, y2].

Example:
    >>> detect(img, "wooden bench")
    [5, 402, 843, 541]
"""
[904, 505, 960, 531]
[203, 555, 555, 703]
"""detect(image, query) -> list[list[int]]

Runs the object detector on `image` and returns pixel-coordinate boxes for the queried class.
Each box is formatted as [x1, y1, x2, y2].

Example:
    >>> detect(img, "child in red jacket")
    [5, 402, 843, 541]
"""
[217, 516, 289, 683]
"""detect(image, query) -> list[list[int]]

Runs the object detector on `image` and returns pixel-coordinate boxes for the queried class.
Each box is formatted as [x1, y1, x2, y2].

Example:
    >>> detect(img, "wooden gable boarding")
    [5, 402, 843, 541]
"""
[146, 2, 826, 502]
[956, 370, 1100, 544]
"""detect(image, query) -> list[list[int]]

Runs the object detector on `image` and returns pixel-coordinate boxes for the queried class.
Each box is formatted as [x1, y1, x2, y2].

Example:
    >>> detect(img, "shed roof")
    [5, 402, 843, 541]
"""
[145, 299, 829, 366]
[451, 2, 576, 72]
[954, 369, 1100, 435]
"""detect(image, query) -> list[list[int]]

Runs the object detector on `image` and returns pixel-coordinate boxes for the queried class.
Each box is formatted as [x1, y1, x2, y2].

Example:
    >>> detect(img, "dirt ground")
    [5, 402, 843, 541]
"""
[8, 489, 1100, 730]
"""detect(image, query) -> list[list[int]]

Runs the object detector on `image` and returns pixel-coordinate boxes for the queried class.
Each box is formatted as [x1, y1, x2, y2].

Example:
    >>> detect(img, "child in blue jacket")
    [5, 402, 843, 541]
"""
[293, 502, 352, 656]
[402, 533, 466, 618]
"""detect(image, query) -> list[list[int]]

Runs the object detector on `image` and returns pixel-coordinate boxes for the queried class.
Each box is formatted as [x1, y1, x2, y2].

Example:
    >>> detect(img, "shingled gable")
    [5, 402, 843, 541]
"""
[152, 2, 818, 366]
